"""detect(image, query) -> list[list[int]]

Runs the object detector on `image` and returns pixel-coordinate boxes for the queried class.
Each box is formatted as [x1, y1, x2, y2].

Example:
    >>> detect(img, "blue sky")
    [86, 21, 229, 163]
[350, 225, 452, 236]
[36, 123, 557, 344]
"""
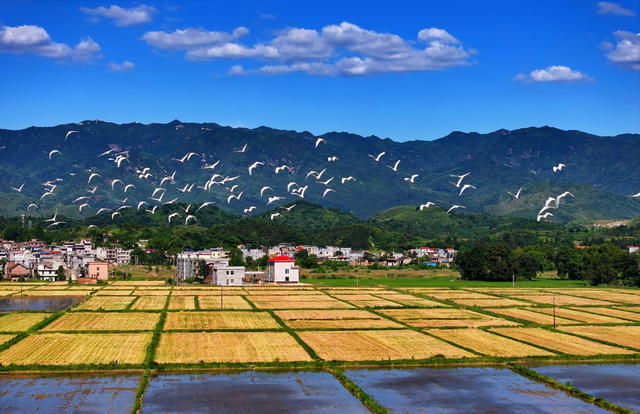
[1, 0, 639, 141]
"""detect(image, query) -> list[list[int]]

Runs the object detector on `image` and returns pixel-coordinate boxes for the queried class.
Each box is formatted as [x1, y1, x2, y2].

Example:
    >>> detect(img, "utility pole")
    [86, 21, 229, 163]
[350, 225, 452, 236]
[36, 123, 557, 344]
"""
[553, 295, 556, 329]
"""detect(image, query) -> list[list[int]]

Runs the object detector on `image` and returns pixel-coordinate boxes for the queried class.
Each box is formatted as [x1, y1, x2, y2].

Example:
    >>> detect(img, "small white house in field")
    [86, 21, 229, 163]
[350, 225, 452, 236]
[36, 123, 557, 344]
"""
[207, 264, 244, 286]
[267, 256, 300, 283]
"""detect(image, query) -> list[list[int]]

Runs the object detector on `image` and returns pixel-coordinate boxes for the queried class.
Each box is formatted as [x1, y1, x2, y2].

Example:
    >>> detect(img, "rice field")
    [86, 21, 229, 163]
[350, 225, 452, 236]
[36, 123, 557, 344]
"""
[559, 325, 640, 350]
[155, 331, 312, 363]
[490, 327, 634, 356]
[275, 309, 402, 329]
[428, 328, 554, 357]
[484, 307, 577, 325]
[0, 334, 15, 345]
[372, 294, 446, 307]
[505, 295, 614, 306]
[527, 307, 629, 324]
[567, 307, 640, 322]
[0, 333, 151, 365]
[95, 290, 135, 296]
[168, 296, 196, 310]
[198, 295, 252, 310]
[43, 312, 160, 331]
[21, 290, 91, 296]
[163, 311, 280, 330]
[298, 329, 474, 361]
[248, 299, 354, 309]
[130, 296, 167, 310]
[452, 298, 528, 307]
[0, 313, 50, 331]
[75, 296, 136, 311]
[380, 308, 518, 328]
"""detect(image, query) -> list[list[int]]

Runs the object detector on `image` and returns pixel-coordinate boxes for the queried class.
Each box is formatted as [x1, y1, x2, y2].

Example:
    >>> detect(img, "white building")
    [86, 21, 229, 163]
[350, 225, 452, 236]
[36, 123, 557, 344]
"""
[629, 246, 639, 254]
[267, 256, 300, 283]
[176, 249, 230, 281]
[32, 263, 58, 281]
[208, 265, 244, 286]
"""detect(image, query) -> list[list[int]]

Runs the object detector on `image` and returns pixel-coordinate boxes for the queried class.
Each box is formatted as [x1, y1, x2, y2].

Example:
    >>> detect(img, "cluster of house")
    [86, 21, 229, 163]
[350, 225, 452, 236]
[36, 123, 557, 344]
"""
[175, 244, 457, 286]
[0, 238, 131, 283]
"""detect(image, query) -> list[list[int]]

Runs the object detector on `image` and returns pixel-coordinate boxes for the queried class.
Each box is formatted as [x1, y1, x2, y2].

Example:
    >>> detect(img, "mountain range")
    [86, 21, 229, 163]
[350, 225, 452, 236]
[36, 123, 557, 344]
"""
[0, 120, 638, 222]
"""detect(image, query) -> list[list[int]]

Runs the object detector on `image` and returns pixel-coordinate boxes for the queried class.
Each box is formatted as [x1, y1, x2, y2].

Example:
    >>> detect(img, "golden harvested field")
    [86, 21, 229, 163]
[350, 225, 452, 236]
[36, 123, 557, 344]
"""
[340, 299, 401, 308]
[568, 307, 640, 322]
[529, 307, 628, 324]
[373, 294, 446, 307]
[112, 281, 166, 286]
[246, 294, 332, 302]
[171, 290, 227, 296]
[242, 290, 321, 296]
[506, 295, 614, 306]
[31, 286, 73, 290]
[95, 290, 135, 296]
[490, 327, 634, 356]
[485, 308, 577, 325]
[0, 313, 50, 332]
[567, 293, 640, 305]
[130, 289, 169, 296]
[334, 294, 391, 301]
[67, 286, 100, 291]
[452, 298, 528, 307]
[426, 292, 497, 300]
[0, 333, 151, 365]
[102, 286, 136, 290]
[275, 309, 402, 329]
[428, 328, 554, 357]
[21, 290, 91, 296]
[75, 296, 135, 311]
[380, 308, 518, 328]
[135, 286, 172, 291]
[155, 331, 312, 363]
[298, 329, 473, 361]
[131, 296, 167, 310]
[168, 296, 196, 310]
[0, 291, 15, 296]
[559, 325, 640, 350]
[198, 295, 252, 310]
[248, 299, 354, 309]
[43, 312, 159, 331]
[164, 311, 280, 330]
[0, 334, 15, 345]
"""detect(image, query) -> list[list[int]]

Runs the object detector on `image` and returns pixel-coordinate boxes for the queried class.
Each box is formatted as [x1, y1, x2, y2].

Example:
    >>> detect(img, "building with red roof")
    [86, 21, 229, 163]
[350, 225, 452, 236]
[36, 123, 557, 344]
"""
[267, 255, 299, 283]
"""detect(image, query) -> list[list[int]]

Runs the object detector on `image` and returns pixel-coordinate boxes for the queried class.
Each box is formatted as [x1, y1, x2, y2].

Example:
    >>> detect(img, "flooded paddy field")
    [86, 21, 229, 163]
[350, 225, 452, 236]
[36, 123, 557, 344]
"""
[344, 367, 608, 413]
[0, 296, 85, 312]
[531, 363, 640, 412]
[0, 374, 140, 413]
[141, 371, 368, 414]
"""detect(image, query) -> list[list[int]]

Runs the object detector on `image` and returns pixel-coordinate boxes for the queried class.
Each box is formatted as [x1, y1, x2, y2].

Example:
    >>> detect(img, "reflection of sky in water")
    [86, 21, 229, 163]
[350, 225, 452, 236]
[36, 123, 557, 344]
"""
[0, 297, 84, 312]
[0, 375, 139, 414]
[346, 367, 608, 414]
[142, 371, 368, 414]
[534, 364, 640, 413]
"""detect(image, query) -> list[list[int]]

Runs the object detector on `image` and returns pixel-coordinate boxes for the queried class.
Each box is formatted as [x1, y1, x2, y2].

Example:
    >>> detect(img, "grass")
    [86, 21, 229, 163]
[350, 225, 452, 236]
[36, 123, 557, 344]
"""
[302, 276, 592, 288]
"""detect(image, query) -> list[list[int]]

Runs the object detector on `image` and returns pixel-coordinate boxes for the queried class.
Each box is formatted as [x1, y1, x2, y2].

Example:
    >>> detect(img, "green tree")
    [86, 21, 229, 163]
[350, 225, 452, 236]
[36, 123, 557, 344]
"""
[294, 249, 318, 268]
[228, 247, 245, 266]
[457, 241, 514, 282]
[56, 265, 66, 281]
[512, 248, 542, 280]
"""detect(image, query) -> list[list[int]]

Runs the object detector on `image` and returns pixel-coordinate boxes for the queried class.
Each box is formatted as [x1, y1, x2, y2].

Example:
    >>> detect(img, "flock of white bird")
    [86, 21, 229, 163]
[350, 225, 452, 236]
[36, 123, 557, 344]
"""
[6, 128, 640, 230]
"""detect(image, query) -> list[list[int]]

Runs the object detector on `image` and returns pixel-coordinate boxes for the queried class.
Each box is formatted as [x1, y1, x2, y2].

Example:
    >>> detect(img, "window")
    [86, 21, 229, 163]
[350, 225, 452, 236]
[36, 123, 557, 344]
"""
[230, 271, 234, 275]
[285, 268, 290, 274]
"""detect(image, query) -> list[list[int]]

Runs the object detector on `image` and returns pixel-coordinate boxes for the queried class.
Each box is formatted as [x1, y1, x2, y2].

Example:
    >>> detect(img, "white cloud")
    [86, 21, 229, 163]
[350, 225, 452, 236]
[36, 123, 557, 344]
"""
[515, 65, 593, 82]
[604, 31, 640, 70]
[142, 26, 248, 50]
[0, 24, 101, 62]
[81, 5, 157, 26]
[597, 2, 635, 16]
[146, 22, 473, 76]
[108, 60, 135, 72]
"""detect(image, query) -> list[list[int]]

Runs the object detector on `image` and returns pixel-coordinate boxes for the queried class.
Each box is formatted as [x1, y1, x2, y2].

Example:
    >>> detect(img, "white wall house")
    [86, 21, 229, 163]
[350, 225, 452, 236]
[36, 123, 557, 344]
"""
[209, 265, 244, 286]
[267, 256, 300, 283]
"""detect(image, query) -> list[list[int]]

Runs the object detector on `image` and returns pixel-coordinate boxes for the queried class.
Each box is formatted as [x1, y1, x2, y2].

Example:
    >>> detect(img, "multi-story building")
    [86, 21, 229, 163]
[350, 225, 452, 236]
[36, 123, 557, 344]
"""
[176, 249, 230, 281]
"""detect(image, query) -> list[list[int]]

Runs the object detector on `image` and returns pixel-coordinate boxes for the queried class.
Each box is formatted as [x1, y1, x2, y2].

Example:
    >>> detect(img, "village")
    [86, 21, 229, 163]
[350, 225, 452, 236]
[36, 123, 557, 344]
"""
[0, 237, 458, 285]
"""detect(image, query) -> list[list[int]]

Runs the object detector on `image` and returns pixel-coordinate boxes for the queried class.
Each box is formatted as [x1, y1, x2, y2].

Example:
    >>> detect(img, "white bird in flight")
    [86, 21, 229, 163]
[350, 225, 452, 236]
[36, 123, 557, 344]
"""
[450, 172, 470, 188]
[98, 148, 116, 157]
[27, 203, 38, 211]
[123, 184, 135, 193]
[243, 206, 257, 214]
[291, 185, 308, 198]
[196, 201, 216, 212]
[552, 163, 566, 172]
[459, 184, 476, 196]
[96, 208, 110, 215]
[507, 187, 523, 199]
[10, 183, 25, 192]
[341, 176, 356, 184]
[73, 196, 89, 203]
[43, 210, 58, 223]
[203, 160, 220, 170]
[172, 152, 198, 163]
[78, 203, 90, 212]
[267, 196, 285, 205]
[323, 188, 335, 198]
[369, 152, 385, 162]
[632, 192, 640, 198]
[281, 204, 297, 211]
[317, 177, 334, 186]
[537, 212, 554, 222]
[248, 161, 264, 176]
[48, 221, 65, 228]
[86, 186, 97, 194]
[275, 165, 291, 174]
[111, 212, 120, 220]
[386, 160, 400, 172]
[404, 174, 419, 183]
[65, 130, 78, 140]
[168, 213, 180, 223]
[555, 191, 574, 207]
[160, 171, 177, 186]
[146, 206, 158, 214]
[48, 150, 62, 160]
[88, 173, 101, 184]
[185, 215, 196, 225]
[227, 192, 243, 203]
[327, 156, 339, 162]
[447, 205, 465, 213]
[315, 138, 326, 148]
[270, 213, 281, 220]
[260, 186, 273, 197]
[137, 201, 148, 210]
[419, 202, 435, 210]
[287, 182, 298, 192]
[235, 143, 248, 153]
